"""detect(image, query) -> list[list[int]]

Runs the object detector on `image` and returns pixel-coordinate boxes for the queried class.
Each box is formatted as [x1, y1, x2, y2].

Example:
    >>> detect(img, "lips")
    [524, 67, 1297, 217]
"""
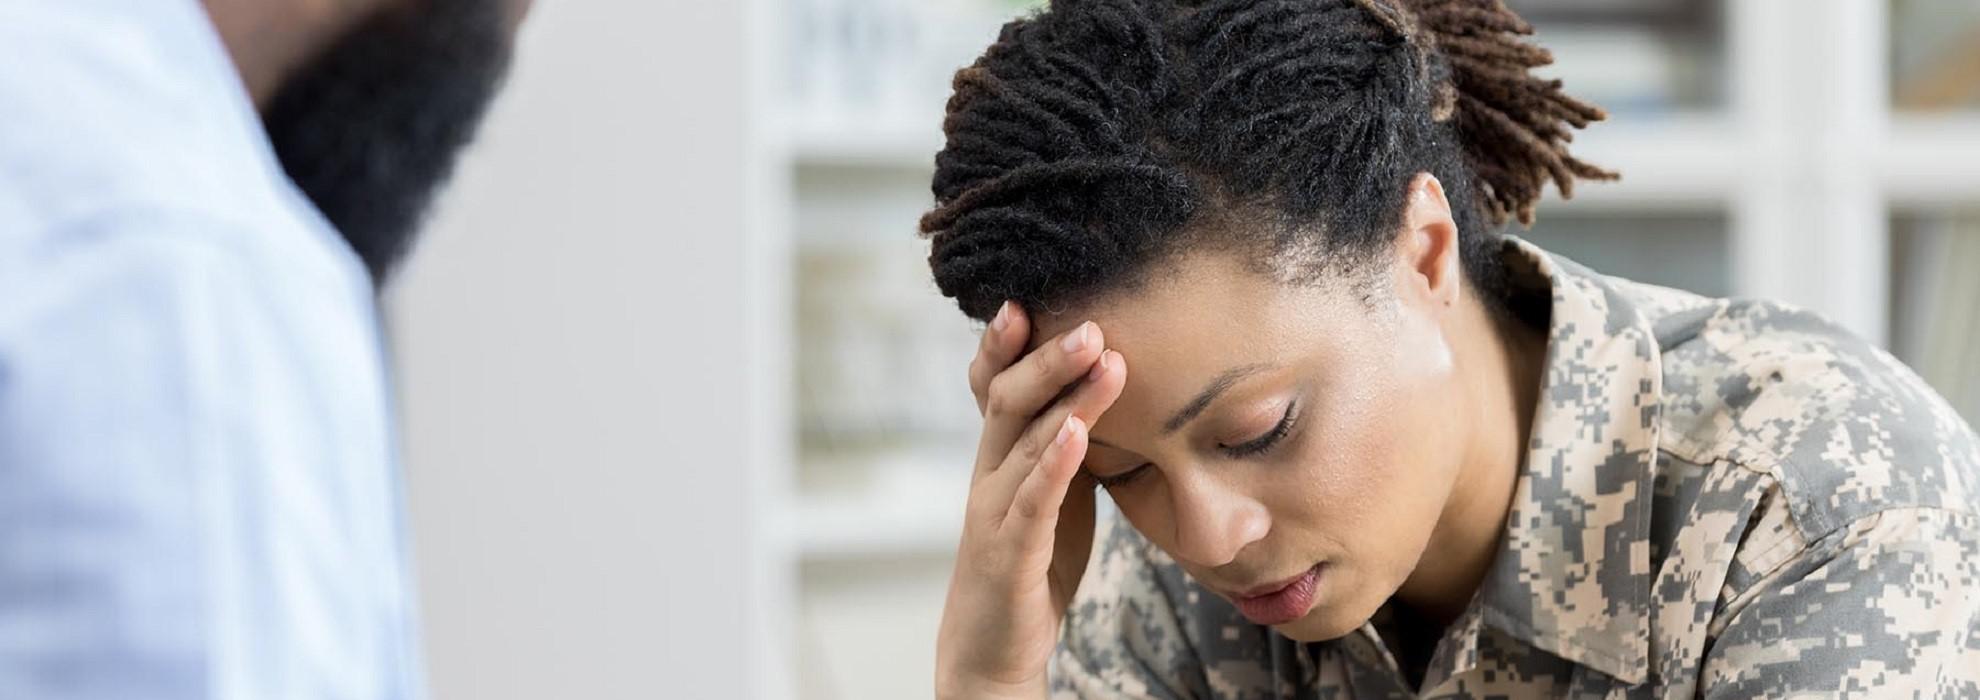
[1230, 564, 1324, 626]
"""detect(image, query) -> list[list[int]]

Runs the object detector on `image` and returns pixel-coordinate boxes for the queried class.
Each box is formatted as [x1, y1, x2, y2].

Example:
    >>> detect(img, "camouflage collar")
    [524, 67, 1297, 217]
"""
[1470, 236, 1661, 685]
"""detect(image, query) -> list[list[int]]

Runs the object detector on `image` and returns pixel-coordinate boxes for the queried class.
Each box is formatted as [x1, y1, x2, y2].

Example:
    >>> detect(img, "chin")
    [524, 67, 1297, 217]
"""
[1272, 606, 1367, 642]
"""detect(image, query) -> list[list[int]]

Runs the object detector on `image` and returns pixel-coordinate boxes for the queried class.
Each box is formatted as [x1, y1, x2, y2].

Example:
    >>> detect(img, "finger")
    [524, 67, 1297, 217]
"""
[968, 302, 1029, 414]
[975, 321, 1105, 475]
[996, 348, 1127, 478]
[1002, 415, 1086, 572]
[1060, 350, 1126, 432]
[980, 349, 1127, 510]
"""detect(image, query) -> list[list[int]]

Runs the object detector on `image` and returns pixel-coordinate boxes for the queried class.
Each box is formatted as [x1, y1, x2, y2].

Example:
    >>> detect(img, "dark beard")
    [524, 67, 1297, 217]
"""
[261, 0, 512, 286]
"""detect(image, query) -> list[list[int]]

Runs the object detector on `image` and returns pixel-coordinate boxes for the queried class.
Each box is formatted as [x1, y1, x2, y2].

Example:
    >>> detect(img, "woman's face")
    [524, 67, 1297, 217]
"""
[1029, 241, 1472, 641]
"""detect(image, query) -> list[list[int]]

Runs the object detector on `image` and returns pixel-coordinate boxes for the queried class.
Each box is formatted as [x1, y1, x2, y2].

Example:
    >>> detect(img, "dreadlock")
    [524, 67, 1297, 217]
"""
[918, 0, 1615, 323]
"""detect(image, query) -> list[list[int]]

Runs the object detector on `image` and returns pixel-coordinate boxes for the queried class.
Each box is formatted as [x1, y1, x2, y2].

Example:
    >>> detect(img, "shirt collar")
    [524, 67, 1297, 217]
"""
[1470, 235, 1662, 685]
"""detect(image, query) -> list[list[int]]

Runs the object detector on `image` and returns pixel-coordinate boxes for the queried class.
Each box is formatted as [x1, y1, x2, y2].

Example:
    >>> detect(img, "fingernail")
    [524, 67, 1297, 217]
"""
[991, 301, 1012, 333]
[1060, 322, 1090, 353]
[1056, 416, 1078, 446]
[1087, 350, 1111, 382]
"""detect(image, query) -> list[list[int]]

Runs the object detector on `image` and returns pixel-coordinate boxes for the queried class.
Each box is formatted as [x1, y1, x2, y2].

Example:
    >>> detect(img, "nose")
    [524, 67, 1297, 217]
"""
[1165, 471, 1269, 568]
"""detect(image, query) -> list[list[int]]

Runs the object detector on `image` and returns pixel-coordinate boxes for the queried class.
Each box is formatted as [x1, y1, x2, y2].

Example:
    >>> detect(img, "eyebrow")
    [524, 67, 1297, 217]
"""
[1161, 363, 1273, 435]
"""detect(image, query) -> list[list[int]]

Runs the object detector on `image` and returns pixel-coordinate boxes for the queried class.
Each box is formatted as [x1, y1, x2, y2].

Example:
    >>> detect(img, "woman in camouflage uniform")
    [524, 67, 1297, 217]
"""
[923, 0, 1980, 698]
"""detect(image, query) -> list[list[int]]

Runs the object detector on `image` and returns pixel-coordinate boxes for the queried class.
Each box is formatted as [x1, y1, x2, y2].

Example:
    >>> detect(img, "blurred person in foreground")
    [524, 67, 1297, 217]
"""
[0, 0, 529, 697]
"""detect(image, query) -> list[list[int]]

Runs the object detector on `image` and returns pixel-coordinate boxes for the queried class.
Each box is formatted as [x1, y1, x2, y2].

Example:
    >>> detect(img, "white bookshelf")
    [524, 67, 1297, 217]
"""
[787, 449, 971, 560]
[1495, 115, 1748, 209]
[1882, 117, 1980, 204]
[789, 118, 943, 171]
[750, 2, 1980, 698]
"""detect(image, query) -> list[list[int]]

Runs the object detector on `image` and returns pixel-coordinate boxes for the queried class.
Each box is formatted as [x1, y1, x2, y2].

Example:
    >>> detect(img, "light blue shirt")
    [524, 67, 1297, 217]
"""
[0, 1, 426, 698]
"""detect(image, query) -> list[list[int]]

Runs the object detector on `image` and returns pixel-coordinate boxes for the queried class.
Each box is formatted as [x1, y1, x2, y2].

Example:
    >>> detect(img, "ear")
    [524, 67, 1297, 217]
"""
[1391, 173, 1461, 310]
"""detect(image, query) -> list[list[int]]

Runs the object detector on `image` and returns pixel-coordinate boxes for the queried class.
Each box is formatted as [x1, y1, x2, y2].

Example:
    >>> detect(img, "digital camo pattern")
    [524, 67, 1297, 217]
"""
[1050, 236, 1980, 699]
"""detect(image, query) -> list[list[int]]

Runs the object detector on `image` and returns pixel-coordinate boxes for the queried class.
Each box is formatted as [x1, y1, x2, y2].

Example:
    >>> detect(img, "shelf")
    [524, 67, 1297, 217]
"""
[790, 119, 942, 171]
[1530, 114, 1744, 209]
[787, 449, 971, 561]
[1881, 117, 1980, 204]
[1509, 0, 1720, 29]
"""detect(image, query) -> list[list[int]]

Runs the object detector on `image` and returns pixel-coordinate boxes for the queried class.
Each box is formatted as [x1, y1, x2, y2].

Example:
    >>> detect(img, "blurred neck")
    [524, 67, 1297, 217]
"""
[201, 0, 382, 107]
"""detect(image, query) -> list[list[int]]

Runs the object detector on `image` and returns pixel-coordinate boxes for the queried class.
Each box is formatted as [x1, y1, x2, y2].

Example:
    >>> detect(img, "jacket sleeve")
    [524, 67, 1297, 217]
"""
[1698, 506, 1980, 697]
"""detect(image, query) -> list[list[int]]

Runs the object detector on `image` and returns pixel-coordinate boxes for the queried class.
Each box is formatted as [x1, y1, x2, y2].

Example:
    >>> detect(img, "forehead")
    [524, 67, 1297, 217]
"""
[1025, 252, 1365, 426]
[1026, 252, 1344, 353]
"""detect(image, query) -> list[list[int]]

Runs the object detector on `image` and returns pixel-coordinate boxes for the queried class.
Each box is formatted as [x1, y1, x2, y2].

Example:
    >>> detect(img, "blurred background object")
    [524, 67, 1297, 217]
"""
[1892, 0, 1980, 111]
[380, 1, 1980, 699]
[1889, 0, 1980, 424]
[385, 2, 779, 699]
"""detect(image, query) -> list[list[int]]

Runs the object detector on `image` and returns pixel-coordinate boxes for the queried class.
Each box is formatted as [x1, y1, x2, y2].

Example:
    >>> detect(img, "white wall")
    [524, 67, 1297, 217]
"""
[384, 1, 779, 698]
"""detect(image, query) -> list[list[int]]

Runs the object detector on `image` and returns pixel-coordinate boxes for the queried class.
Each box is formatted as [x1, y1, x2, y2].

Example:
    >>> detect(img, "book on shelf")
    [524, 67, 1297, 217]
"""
[1892, 0, 1980, 112]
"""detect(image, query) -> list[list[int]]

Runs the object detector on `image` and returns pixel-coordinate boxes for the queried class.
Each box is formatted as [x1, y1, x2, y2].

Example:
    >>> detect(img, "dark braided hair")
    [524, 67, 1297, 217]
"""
[918, 0, 1616, 323]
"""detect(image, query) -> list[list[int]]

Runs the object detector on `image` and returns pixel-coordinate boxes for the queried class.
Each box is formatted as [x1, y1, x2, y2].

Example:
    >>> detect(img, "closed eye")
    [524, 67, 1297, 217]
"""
[1220, 400, 1298, 459]
[1094, 463, 1152, 489]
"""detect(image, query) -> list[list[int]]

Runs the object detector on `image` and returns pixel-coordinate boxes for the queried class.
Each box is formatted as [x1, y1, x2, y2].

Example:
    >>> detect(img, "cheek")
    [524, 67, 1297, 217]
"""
[1104, 483, 1172, 550]
[1276, 389, 1406, 529]
[1393, 302, 1457, 379]
[1362, 314, 1467, 504]
[1275, 362, 1459, 576]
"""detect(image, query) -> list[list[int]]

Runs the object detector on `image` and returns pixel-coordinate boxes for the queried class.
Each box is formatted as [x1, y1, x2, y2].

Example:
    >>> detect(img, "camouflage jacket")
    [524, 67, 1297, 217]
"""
[1051, 237, 1980, 699]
